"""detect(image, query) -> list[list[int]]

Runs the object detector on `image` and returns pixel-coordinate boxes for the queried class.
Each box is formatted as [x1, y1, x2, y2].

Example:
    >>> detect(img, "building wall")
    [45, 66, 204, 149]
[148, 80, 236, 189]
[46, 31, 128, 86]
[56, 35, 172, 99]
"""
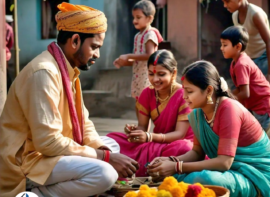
[167, 0, 198, 72]
[17, 0, 104, 89]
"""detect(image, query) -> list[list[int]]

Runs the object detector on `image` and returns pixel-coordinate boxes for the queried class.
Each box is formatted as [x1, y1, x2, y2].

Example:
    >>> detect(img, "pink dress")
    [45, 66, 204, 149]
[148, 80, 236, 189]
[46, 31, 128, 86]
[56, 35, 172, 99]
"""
[131, 26, 162, 100]
[107, 87, 194, 176]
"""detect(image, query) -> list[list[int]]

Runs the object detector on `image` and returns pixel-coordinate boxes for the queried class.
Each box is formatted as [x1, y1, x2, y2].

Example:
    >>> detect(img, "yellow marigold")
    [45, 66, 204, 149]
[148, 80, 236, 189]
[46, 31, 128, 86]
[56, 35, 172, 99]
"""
[197, 188, 216, 197]
[149, 188, 158, 196]
[158, 176, 178, 192]
[137, 190, 153, 197]
[178, 182, 189, 194]
[125, 191, 138, 197]
[157, 190, 173, 197]
[194, 183, 204, 190]
[170, 186, 185, 197]
[140, 184, 150, 191]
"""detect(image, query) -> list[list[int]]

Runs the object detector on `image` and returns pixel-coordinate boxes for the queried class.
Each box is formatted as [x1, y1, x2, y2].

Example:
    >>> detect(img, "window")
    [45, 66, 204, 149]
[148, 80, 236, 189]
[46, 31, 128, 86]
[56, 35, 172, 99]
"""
[42, 0, 69, 39]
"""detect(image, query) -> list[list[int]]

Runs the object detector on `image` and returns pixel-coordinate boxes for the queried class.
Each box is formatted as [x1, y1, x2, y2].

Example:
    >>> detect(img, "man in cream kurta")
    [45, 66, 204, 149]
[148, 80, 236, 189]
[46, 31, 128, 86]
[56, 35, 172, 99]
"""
[0, 3, 138, 197]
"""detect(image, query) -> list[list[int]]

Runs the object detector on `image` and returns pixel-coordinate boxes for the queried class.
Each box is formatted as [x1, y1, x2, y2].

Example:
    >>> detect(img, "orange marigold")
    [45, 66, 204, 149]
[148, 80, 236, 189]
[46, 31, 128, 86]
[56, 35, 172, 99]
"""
[170, 186, 185, 197]
[125, 191, 138, 197]
[197, 188, 216, 197]
[178, 181, 189, 194]
[140, 185, 150, 191]
[194, 183, 216, 197]
[158, 176, 178, 193]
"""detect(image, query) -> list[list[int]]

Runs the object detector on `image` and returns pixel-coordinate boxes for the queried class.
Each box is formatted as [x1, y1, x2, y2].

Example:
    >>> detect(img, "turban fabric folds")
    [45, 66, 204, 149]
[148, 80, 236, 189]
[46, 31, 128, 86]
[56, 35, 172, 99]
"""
[56, 2, 107, 34]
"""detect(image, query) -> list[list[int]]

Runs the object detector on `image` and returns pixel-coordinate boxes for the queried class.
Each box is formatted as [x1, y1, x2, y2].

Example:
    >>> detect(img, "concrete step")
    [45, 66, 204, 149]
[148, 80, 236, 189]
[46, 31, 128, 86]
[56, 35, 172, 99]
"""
[83, 89, 136, 119]
[82, 90, 112, 99]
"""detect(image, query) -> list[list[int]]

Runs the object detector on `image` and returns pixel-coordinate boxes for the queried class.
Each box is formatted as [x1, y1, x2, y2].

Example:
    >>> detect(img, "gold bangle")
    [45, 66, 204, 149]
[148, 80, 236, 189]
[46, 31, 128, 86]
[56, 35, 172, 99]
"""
[149, 133, 153, 142]
[146, 132, 150, 142]
[161, 134, 166, 143]
[179, 161, 183, 174]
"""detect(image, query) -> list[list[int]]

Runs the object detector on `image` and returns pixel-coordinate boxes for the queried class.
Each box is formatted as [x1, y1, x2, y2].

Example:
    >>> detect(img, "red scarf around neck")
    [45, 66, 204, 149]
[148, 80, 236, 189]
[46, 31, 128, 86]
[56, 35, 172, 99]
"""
[48, 42, 83, 145]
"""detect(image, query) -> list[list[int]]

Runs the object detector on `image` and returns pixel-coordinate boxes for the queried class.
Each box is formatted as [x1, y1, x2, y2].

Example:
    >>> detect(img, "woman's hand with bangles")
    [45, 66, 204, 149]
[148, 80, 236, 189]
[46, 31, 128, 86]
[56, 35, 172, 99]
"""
[147, 159, 176, 182]
[127, 130, 147, 143]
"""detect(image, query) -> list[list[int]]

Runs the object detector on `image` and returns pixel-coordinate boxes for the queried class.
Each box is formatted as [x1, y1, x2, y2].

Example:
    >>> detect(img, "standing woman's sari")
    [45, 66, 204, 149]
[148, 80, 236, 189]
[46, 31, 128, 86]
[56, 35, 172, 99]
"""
[174, 99, 270, 197]
[107, 87, 194, 176]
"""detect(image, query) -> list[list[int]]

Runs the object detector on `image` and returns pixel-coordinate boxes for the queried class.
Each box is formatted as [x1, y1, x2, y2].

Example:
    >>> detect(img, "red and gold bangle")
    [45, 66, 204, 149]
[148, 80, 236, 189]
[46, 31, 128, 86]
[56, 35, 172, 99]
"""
[103, 150, 110, 163]
[175, 161, 183, 174]
[169, 156, 175, 162]
[169, 156, 179, 162]
[175, 162, 179, 173]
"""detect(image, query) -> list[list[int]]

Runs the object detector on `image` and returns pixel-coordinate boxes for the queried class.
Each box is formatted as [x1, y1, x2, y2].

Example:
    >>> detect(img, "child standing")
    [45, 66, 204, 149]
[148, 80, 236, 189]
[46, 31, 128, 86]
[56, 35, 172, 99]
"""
[222, 0, 270, 81]
[114, 0, 163, 101]
[220, 26, 270, 132]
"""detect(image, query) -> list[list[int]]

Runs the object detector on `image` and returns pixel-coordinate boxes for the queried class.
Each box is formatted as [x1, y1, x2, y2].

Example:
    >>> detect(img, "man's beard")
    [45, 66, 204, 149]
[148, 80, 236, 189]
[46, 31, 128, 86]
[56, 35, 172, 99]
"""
[78, 59, 95, 71]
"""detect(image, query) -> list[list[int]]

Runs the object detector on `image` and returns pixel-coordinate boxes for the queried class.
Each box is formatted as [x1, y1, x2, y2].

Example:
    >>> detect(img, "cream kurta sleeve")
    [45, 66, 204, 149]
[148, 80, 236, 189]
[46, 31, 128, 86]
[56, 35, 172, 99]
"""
[83, 105, 104, 148]
[18, 69, 98, 158]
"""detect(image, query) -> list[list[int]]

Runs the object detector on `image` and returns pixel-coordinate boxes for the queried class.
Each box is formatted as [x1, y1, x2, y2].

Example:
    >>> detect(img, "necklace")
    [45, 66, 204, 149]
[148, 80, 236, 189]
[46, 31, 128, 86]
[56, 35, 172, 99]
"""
[204, 97, 220, 127]
[155, 84, 175, 103]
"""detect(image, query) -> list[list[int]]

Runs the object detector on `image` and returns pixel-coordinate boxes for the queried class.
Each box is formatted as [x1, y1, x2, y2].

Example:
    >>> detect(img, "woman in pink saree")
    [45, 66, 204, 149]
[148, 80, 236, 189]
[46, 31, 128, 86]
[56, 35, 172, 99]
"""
[107, 50, 193, 176]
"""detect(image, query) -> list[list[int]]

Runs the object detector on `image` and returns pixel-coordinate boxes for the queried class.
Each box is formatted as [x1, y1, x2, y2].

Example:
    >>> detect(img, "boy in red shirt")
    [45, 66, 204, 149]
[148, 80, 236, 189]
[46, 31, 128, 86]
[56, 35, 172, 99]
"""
[220, 26, 270, 133]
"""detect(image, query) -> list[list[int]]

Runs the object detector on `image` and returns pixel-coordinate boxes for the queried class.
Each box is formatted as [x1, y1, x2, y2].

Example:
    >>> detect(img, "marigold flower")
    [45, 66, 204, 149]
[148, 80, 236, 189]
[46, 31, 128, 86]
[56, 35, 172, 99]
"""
[150, 188, 158, 196]
[157, 190, 173, 197]
[125, 191, 138, 197]
[178, 182, 189, 194]
[133, 177, 216, 197]
[140, 185, 150, 191]
[158, 176, 178, 192]
[197, 188, 216, 197]
[137, 190, 153, 197]
[185, 185, 202, 197]
[170, 186, 185, 197]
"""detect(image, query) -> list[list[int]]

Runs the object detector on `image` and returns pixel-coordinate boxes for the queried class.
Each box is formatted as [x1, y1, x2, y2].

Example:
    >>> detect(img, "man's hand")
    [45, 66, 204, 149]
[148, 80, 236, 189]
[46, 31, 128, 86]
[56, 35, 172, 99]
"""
[109, 153, 139, 178]
[98, 146, 111, 151]
[156, 0, 167, 8]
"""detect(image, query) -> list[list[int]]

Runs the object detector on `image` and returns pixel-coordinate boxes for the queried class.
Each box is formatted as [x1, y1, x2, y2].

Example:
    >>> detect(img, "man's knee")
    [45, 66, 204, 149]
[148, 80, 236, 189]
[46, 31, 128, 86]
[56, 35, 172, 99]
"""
[97, 161, 118, 191]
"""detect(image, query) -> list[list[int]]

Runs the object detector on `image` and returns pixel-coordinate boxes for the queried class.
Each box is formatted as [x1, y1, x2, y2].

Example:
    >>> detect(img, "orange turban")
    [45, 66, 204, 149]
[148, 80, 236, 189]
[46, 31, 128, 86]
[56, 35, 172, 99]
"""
[56, 2, 107, 34]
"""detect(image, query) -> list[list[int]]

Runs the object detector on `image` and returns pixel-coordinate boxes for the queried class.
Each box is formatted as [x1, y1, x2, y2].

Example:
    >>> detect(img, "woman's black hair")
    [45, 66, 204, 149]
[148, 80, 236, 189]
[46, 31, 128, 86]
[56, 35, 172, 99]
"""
[148, 50, 177, 73]
[133, 0, 156, 17]
[57, 30, 95, 45]
[182, 60, 235, 99]
[220, 26, 249, 52]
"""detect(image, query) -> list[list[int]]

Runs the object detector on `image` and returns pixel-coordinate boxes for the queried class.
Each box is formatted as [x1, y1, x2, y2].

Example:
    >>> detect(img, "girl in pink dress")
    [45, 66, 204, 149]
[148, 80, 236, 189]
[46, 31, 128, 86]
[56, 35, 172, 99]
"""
[113, 0, 163, 118]
[107, 50, 194, 176]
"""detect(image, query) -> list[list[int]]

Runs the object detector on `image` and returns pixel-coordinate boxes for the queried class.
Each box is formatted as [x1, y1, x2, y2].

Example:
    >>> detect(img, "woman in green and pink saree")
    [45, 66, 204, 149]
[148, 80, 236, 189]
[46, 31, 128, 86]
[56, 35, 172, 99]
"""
[148, 60, 270, 197]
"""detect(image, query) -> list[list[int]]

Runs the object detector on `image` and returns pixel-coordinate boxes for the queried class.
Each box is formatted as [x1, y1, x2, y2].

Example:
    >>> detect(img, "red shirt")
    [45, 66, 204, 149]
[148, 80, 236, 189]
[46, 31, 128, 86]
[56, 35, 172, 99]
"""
[194, 99, 263, 157]
[230, 52, 270, 116]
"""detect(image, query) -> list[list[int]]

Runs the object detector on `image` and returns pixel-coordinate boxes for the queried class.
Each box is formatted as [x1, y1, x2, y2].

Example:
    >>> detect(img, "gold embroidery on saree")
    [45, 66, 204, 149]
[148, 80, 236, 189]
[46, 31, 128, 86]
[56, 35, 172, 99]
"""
[136, 102, 149, 116]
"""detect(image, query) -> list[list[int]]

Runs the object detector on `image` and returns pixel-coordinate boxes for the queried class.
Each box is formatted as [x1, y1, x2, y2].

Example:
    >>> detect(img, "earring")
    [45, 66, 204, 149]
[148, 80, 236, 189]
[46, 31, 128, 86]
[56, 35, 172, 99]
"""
[149, 84, 154, 89]
[207, 95, 214, 104]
